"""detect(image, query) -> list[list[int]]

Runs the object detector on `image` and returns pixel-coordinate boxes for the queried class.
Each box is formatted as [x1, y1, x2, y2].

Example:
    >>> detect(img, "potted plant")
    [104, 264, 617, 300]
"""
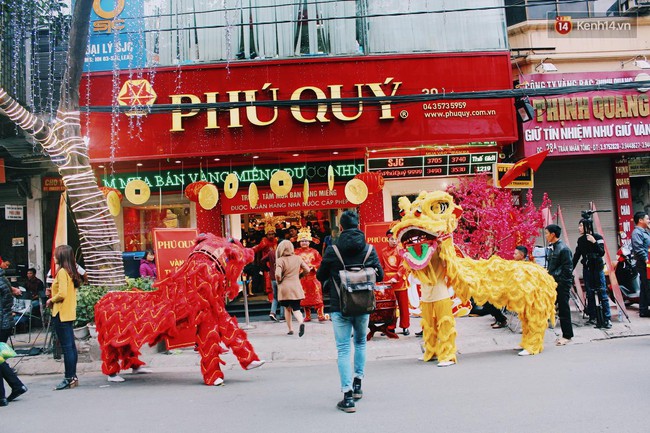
[126, 277, 157, 292]
[75, 285, 109, 338]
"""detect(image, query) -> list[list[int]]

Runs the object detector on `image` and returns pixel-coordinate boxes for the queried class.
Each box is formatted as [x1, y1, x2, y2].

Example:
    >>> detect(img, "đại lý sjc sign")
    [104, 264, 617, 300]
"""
[81, 0, 146, 72]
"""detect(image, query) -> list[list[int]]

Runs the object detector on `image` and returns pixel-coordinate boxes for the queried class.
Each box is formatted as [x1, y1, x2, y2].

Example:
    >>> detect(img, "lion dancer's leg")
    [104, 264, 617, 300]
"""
[420, 302, 437, 362]
[433, 298, 457, 366]
[100, 346, 122, 377]
[519, 311, 547, 355]
[303, 307, 312, 322]
[196, 318, 227, 386]
[215, 303, 264, 371]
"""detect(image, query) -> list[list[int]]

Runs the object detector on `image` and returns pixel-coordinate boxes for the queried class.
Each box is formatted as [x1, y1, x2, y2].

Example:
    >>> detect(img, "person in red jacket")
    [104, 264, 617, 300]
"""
[296, 227, 326, 322]
[380, 230, 410, 335]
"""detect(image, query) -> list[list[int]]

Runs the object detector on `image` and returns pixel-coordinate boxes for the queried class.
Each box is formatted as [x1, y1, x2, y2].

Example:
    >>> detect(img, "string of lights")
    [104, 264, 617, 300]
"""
[85, 80, 650, 113]
[0, 88, 126, 287]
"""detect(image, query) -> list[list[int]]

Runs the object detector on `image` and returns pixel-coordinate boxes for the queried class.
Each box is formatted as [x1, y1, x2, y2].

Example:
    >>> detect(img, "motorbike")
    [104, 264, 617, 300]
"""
[612, 246, 641, 306]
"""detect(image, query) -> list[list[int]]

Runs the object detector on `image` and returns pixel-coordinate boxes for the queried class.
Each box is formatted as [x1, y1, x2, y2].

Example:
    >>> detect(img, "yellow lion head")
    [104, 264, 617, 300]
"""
[390, 190, 462, 271]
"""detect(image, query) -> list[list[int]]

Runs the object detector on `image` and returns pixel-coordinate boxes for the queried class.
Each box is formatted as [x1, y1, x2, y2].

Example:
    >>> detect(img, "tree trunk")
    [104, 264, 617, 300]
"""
[0, 0, 125, 286]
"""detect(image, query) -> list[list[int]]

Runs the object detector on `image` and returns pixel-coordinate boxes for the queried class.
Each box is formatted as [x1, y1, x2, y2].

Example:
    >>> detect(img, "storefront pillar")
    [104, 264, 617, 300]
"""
[196, 201, 223, 236]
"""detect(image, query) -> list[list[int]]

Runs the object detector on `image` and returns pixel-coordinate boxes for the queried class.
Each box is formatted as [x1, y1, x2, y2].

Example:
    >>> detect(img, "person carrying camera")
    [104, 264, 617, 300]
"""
[572, 218, 612, 329]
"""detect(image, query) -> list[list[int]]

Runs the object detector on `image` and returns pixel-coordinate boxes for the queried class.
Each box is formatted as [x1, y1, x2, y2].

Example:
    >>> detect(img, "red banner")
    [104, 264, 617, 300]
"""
[152, 228, 198, 349]
[520, 71, 650, 157]
[613, 158, 635, 249]
[42, 176, 65, 192]
[221, 183, 348, 214]
[82, 53, 517, 161]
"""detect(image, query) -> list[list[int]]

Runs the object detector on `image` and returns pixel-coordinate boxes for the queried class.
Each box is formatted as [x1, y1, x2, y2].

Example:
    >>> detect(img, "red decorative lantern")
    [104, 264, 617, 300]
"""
[185, 181, 219, 210]
[98, 186, 123, 201]
[354, 171, 385, 194]
[185, 181, 211, 202]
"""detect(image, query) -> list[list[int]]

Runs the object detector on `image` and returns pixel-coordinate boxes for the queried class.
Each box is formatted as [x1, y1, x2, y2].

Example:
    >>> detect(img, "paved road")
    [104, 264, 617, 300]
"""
[3, 334, 649, 433]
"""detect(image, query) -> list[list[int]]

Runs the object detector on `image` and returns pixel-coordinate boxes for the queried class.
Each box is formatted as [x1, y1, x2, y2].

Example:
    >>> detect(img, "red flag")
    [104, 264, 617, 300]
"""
[500, 150, 549, 188]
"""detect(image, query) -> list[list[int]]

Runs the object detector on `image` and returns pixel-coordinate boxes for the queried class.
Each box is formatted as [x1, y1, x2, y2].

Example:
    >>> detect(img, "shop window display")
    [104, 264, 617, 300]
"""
[123, 205, 190, 251]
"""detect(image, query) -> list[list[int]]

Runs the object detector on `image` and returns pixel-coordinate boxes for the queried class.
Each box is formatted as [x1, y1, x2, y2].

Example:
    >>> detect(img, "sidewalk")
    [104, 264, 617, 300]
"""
[9, 307, 650, 377]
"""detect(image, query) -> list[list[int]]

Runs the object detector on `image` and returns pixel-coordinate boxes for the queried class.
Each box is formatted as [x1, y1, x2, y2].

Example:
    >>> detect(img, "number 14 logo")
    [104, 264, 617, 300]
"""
[555, 16, 572, 35]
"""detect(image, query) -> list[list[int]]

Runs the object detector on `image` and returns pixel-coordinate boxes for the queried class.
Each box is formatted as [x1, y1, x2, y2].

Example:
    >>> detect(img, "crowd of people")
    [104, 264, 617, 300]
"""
[1, 209, 649, 414]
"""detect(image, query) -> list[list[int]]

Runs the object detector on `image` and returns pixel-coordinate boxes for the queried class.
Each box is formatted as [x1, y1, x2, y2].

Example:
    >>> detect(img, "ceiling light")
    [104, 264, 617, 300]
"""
[213, 158, 220, 161]
[293, 153, 299, 157]
[136, 163, 143, 167]
[332, 151, 339, 155]
[175, 160, 182, 164]
[98, 165, 104, 168]
[252, 155, 259, 159]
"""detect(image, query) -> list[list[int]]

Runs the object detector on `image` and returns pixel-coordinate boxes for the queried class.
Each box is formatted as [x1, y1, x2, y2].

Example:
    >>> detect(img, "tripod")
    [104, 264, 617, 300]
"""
[584, 261, 608, 328]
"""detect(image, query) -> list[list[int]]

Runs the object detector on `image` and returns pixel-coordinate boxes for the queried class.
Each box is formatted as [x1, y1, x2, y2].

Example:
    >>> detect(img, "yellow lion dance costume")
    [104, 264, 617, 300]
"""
[390, 191, 557, 364]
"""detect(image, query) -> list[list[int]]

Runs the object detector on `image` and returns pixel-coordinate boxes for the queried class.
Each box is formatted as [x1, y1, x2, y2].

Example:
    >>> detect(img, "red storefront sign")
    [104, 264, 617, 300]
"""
[152, 228, 199, 349]
[42, 176, 65, 192]
[82, 53, 517, 162]
[364, 222, 392, 254]
[613, 158, 635, 249]
[520, 71, 650, 157]
[221, 183, 348, 214]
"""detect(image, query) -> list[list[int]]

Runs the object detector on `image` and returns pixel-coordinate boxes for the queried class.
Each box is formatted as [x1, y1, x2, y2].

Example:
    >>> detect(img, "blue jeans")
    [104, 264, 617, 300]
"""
[331, 312, 369, 392]
[584, 268, 611, 321]
[270, 281, 284, 319]
[53, 315, 78, 379]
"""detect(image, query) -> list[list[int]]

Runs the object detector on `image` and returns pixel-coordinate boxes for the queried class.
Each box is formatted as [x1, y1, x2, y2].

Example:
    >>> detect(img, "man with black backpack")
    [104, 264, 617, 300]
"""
[317, 210, 383, 414]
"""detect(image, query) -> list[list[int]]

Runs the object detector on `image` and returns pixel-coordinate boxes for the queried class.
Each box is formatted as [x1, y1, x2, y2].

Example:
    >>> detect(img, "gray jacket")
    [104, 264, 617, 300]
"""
[0, 268, 14, 330]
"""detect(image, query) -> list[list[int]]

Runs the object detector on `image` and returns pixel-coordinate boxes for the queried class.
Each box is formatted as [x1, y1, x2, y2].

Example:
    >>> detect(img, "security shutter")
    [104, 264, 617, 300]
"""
[0, 185, 26, 207]
[534, 157, 617, 251]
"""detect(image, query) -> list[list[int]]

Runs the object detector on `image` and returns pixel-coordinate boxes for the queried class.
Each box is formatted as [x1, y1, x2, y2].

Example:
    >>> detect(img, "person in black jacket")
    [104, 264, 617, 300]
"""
[545, 225, 574, 346]
[317, 211, 383, 414]
[572, 219, 612, 329]
[0, 257, 28, 407]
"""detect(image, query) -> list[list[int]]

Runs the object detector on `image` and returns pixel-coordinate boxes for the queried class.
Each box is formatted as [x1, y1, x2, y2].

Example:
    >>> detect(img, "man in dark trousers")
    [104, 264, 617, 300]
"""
[572, 218, 612, 328]
[632, 211, 650, 317]
[545, 224, 574, 346]
[317, 211, 383, 414]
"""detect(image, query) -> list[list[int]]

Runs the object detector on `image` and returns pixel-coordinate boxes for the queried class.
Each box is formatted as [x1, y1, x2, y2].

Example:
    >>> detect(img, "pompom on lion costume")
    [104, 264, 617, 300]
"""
[95, 234, 264, 386]
[390, 191, 557, 362]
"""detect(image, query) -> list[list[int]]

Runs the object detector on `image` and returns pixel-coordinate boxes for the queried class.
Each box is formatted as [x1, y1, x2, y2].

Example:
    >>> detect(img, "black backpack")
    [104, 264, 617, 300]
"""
[331, 245, 377, 316]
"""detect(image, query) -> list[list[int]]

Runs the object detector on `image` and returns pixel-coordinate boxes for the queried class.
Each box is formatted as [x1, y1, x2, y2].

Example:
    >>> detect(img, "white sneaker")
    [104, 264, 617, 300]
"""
[107, 374, 125, 383]
[246, 360, 265, 370]
[213, 377, 224, 386]
[518, 349, 532, 356]
[132, 366, 153, 374]
[437, 360, 456, 367]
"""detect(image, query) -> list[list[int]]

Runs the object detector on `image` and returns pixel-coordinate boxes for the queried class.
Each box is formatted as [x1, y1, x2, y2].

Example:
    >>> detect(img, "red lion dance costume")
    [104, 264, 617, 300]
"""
[95, 234, 264, 386]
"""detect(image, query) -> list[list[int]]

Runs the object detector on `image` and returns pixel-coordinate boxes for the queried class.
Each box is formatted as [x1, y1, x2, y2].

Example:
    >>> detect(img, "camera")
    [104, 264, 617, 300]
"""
[580, 209, 612, 235]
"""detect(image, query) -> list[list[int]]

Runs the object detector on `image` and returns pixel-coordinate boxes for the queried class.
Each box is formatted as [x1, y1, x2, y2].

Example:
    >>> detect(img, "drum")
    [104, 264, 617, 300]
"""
[367, 287, 398, 340]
